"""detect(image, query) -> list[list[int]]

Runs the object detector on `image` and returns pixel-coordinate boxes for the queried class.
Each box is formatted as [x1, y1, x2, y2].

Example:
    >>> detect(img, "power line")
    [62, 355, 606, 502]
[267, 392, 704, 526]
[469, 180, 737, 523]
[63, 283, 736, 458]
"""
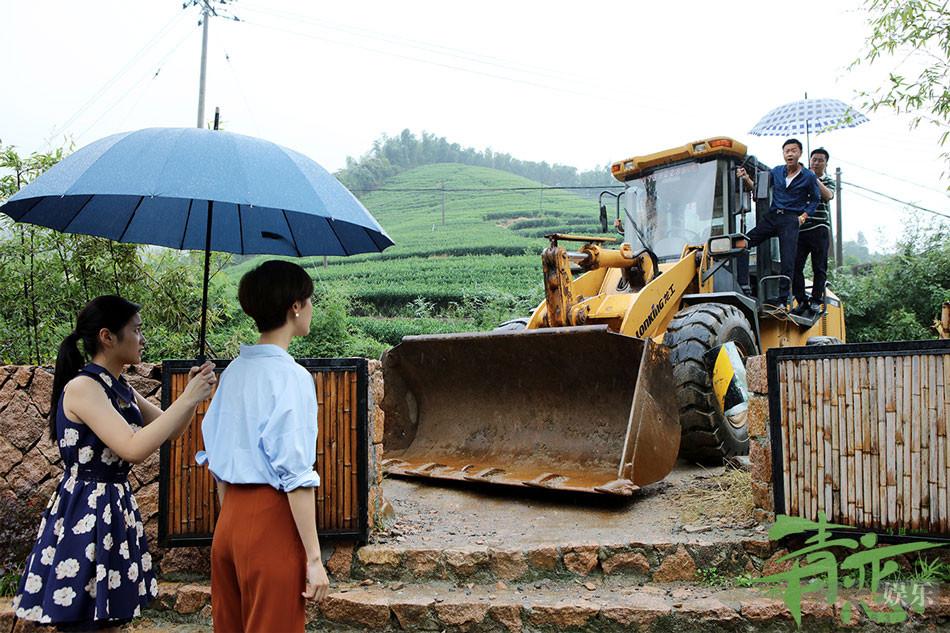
[352, 185, 623, 192]
[239, 2, 592, 85]
[842, 180, 950, 219]
[835, 157, 949, 196]
[75, 24, 199, 142]
[47, 11, 186, 141]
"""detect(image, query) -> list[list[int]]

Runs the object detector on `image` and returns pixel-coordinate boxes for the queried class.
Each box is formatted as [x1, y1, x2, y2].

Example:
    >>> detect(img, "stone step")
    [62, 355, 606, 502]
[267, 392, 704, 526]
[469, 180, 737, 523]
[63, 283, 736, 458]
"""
[340, 536, 779, 586]
[6, 578, 949, 632]
[144, 579, 950, 632]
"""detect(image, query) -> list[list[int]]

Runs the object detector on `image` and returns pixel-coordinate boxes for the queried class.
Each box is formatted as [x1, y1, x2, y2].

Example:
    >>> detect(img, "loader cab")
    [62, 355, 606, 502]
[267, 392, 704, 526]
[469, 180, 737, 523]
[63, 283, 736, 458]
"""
[611, 137, 778, 296]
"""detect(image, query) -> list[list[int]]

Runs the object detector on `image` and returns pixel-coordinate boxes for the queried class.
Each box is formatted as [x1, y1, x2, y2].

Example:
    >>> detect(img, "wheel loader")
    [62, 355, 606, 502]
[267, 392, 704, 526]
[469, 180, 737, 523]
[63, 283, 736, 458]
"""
[381, 137, 846, 496]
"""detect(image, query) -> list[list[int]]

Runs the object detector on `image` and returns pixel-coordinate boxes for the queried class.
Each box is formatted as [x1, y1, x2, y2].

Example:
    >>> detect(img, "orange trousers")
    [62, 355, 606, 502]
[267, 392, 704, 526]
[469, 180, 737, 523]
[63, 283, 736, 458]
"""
[211, 484, 306, 633]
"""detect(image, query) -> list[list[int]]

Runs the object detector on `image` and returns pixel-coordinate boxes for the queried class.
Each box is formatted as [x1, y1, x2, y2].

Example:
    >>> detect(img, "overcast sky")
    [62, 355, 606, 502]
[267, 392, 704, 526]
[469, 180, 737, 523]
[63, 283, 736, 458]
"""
[2, 0, 947, 251]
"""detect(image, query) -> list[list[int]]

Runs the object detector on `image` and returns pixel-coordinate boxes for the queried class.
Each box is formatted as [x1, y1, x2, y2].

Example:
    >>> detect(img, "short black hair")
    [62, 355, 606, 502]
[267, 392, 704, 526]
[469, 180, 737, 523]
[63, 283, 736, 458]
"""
[238, 260, 314, 332]
[810, 147, 830, 161]
[782, 138, 803, 151]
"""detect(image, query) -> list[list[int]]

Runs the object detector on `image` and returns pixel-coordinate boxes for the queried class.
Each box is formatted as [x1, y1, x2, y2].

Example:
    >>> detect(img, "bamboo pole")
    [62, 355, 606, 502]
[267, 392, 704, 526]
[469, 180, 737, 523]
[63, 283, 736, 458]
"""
[822, 358, 833, 517]
[917, 354, 926, 530]
[861, 358, 887, 527]
[801, 361, 812, 518]
[330, 371, 339, 530]
[887, 356, 903, 526]
[877, 357, 893, 527]
[918, 355, 942, 532]
[839, 358, 856, 525]
[930, 354, 950, 534]
[792, 361, 803, 516]
[830, 357, 841, 521]
[782, 362, 796, 516]
[316, 372, 326, 529]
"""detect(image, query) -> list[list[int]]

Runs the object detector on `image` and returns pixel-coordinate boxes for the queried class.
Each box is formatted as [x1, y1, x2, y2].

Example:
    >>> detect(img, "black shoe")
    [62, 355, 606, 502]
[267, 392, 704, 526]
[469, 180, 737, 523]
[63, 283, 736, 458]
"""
[790, 302, 810, 317]
[764, 297, 788, 310]
[810, 301, 824, 315]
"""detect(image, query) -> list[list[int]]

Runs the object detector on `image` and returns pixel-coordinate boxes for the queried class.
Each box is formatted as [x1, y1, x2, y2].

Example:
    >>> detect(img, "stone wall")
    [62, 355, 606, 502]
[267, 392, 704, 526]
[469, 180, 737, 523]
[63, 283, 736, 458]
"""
[745, 355, 775, 523]
[0, 361, 385, 579]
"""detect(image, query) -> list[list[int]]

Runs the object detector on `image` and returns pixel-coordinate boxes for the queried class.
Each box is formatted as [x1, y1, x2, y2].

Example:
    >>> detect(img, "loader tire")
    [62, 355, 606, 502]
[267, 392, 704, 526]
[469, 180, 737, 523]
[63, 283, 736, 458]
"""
[663, 303, 758, 463]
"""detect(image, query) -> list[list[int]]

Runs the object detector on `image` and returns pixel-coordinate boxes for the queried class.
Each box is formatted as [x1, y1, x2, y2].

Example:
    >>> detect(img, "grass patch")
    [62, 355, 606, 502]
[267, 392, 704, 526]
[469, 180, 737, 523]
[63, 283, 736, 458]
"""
[0, 571, 19, 597]
[670, 468, 755, 526]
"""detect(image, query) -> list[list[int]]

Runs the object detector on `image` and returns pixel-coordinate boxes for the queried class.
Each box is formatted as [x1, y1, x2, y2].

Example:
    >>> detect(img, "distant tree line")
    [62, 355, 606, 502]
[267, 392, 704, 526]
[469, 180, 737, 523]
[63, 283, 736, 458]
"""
[335, 129, 616, 191]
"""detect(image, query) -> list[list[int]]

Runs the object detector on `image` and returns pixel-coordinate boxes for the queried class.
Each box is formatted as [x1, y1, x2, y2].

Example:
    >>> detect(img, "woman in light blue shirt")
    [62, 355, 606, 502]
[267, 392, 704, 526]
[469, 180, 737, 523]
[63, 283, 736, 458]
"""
[197, 260, 329, 632]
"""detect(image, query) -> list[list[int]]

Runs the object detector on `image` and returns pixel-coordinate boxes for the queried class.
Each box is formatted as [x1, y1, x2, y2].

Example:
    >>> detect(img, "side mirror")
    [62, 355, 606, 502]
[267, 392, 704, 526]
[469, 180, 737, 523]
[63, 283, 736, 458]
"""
[599, 204, 608, 233]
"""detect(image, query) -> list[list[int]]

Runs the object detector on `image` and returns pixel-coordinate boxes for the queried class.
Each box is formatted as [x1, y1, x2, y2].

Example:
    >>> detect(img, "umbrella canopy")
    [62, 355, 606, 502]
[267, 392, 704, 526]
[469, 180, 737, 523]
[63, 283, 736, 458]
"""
[0, 127, 393, 360]
[749, 98, 868, 137]
[0, 127, 393, 256]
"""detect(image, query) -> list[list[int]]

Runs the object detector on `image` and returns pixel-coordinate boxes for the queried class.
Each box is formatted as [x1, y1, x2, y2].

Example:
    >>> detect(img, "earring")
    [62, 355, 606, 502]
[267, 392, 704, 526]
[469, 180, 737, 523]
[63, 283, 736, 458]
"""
[295, 312, 300, 318]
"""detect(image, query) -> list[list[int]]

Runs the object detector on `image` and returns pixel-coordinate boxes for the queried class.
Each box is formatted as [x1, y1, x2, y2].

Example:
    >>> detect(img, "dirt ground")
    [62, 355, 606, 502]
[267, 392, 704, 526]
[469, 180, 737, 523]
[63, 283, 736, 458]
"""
[372, 460, 766, 548]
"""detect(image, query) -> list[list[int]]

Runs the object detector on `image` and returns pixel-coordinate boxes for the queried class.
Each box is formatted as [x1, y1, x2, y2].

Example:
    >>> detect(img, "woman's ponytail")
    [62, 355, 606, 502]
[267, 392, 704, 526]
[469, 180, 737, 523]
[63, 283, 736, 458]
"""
[47, 296, 140, 440]
[49, 332, 85, 440]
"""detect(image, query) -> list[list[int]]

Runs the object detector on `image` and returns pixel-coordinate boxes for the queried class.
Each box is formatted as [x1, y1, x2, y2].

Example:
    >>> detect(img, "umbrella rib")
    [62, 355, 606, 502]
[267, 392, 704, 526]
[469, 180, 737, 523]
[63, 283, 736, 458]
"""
[61, 194, 96, 233]
[5, 196, 44, 221]
[281, 209, 302, 257]
[180, 198, 195, 250]
[237, 204, 245, 254]
[326, 218, 351, 257]
[116, 196, 146, 243]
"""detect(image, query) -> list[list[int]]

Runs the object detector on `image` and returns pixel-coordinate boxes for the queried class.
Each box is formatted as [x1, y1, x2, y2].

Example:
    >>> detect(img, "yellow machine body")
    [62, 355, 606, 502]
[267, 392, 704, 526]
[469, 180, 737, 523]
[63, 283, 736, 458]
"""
[382, 136, 846, 496]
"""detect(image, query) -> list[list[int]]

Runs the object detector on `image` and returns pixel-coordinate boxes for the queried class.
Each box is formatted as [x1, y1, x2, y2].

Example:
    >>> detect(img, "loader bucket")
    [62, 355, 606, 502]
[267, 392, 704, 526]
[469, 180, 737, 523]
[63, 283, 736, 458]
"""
[381, 325, 680, 496]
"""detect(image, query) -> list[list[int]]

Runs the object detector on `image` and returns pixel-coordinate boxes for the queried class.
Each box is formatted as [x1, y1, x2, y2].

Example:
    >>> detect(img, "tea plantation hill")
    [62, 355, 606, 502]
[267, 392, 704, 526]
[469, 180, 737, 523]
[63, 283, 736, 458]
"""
[228, 163, 616, 345]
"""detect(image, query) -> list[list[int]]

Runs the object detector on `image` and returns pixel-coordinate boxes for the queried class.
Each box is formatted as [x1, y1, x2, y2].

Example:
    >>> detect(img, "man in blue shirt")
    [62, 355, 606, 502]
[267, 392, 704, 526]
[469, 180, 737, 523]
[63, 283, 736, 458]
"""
[735, 138, 821, 308]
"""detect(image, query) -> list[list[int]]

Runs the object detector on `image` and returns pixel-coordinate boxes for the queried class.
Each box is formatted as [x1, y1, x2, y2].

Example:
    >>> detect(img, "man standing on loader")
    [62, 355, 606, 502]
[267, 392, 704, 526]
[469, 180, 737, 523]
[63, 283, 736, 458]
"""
[735, 138, 821, 308]
[790, 147, 836, 318]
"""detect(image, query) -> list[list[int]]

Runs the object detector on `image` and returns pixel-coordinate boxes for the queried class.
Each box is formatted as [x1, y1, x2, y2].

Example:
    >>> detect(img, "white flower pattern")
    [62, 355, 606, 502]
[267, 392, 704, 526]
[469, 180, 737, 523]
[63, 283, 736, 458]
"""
[78, 446, 94, 464]
[16, 366, 157, 624]
[52, 586, 76, 607]
[55, 558, 80, 579]
[62, 428, 79, 447]
[23, 573, 42, 594]
[72, 513, 96, 534]
[100, 447, 119, 465]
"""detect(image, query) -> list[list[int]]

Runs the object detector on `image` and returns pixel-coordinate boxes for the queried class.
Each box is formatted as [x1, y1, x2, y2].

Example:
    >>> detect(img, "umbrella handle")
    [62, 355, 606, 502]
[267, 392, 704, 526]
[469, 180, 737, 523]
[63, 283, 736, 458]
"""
[198, 200, 213, 364]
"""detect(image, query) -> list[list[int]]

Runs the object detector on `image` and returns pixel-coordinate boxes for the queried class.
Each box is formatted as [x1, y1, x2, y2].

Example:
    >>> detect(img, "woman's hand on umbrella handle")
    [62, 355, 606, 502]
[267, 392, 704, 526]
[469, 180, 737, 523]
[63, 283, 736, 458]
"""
[183, 362, 216, 403]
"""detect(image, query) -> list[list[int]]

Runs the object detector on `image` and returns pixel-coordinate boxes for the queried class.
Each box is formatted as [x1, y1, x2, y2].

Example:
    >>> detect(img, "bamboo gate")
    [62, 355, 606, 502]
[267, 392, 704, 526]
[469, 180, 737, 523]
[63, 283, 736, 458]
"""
[158, 358, 369, 546]
[767, 340, 950, 538]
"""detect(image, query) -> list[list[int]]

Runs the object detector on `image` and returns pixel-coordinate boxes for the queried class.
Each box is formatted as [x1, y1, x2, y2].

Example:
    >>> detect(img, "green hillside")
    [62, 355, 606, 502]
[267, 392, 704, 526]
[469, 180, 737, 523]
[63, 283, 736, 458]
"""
[228, 163, 614, 350]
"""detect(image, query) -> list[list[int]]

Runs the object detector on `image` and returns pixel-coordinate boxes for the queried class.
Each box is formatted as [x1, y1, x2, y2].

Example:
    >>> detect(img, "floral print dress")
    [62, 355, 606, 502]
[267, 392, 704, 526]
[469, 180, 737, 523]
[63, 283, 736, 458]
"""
[12, 363, 158, 628]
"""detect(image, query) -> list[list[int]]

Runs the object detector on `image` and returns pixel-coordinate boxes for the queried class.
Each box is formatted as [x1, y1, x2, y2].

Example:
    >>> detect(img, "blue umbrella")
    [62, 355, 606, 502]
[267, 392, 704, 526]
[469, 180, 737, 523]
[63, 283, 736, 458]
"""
[0, 127, 394, 358]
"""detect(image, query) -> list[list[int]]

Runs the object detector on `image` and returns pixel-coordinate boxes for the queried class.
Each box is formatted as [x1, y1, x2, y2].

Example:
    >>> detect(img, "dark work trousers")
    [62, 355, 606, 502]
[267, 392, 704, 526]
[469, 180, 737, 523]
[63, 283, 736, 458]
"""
[737, 212, 801, 301]
[793, 225, 830, 306]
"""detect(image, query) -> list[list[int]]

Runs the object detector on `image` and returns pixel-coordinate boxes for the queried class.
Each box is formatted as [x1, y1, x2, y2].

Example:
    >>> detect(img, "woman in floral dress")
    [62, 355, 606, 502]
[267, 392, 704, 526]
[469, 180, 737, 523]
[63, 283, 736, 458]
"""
[12, 295, 215, 631]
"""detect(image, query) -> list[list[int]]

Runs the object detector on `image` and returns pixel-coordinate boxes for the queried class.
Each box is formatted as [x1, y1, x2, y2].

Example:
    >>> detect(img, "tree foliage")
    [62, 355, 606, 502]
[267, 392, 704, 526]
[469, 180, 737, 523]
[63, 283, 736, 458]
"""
[853, 0, 950, 171]
[336, 129, 615, 192]
[834, 217, 950, 342]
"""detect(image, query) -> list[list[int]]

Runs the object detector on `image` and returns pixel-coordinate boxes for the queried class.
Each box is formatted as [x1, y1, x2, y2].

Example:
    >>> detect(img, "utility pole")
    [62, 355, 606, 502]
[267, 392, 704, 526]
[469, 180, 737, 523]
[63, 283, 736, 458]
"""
[191, 1, 239, 128]
[196, 2, 211, 128]
[835, 167, 843, 268]
[441, 181, 446, 225]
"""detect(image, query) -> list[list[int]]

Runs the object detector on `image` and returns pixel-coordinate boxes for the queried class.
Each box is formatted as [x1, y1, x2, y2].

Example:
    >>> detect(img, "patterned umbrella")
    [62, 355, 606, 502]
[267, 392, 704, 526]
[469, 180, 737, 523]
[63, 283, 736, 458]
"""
[750, 98, 869, 137]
